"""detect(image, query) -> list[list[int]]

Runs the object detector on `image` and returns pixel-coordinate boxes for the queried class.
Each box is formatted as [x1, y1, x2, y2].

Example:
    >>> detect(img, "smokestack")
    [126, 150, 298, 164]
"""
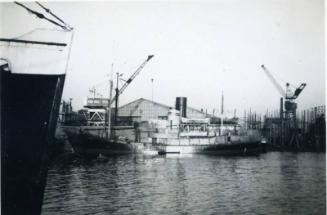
[175, 97, 187, 118]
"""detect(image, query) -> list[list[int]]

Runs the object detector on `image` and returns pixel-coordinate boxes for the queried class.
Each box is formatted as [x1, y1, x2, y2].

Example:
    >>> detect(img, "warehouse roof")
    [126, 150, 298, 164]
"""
[119, 97, 208, 116]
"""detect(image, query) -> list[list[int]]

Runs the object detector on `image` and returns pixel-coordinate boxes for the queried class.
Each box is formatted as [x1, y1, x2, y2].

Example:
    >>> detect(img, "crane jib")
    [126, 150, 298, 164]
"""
[109, 55, 154, 106]
[261, 64, 306, 100]
[147, 55, 154, 61]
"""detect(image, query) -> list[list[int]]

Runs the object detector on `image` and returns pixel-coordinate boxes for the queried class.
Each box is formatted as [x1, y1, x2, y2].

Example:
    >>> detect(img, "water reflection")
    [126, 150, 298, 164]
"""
[42, 152, 325, 215]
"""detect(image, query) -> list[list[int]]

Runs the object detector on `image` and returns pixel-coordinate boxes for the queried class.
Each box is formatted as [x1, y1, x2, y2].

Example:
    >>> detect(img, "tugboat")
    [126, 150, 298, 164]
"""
[1, 2, 73, 214]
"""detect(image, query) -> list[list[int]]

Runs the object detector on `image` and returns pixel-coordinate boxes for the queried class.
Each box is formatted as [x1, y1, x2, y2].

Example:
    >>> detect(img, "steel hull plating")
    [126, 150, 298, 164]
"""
[154, 142, 265, 155]
[149, 133, 265, 155]
[64, 128, 135, 156]
[1, 70, 65, 215]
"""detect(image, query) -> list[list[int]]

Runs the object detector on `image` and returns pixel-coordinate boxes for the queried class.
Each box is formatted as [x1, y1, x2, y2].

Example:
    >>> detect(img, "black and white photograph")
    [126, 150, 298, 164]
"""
[0, 1, 325, 214]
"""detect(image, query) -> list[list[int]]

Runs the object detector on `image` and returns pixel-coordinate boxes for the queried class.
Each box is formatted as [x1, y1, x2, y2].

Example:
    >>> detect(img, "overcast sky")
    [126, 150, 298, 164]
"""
[1, 1, 325, 116]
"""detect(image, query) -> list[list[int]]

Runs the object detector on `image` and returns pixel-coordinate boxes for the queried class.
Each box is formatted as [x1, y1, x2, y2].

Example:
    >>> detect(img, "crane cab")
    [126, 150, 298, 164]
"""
[285, 101, 297, 112]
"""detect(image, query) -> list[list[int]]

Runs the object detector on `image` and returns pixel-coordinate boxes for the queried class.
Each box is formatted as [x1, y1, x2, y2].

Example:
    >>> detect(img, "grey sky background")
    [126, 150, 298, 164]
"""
[1, 1, 325, 116]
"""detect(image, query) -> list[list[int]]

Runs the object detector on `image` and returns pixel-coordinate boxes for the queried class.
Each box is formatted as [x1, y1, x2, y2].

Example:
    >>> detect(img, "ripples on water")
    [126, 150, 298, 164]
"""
[42, 152, 325, 215]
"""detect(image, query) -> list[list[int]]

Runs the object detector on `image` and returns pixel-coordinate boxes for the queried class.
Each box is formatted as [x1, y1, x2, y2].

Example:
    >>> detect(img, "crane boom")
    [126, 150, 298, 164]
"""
[291, 83, 306, 99]
[261, 65, 285, 97]
[110, 55, 154, 105]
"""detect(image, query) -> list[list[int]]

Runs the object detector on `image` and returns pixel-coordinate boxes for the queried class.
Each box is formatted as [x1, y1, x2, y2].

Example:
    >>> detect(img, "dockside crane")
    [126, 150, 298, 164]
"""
[261, 64, 306, 146]
[112, 55, 154, 125]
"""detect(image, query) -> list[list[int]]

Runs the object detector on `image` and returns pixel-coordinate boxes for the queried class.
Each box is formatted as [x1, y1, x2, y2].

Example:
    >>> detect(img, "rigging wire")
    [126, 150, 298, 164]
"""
[35, 1, 72, 30]
[14, 1, 68, 30]
[11, 28, 66, 40]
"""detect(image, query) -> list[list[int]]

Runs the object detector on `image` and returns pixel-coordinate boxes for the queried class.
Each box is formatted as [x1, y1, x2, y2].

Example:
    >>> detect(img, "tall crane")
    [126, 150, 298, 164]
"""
[261, 64, 306, 146]
[112, 55, 154, 125]
[261, 65, 286, 97]
[261, 65, 306, 112]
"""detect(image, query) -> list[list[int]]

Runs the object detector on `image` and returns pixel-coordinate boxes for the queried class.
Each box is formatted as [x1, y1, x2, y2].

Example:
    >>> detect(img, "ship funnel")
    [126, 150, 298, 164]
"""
[175, 97, 187, 118]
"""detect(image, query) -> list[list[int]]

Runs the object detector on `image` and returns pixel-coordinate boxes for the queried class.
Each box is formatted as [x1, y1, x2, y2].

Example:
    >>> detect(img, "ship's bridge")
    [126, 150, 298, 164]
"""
[84, 97, 109, 109]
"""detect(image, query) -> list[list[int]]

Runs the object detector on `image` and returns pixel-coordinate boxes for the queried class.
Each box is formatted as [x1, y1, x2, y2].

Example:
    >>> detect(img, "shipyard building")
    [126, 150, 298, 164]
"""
[118, 98, 207, 122]
[61, 97, 237, 127]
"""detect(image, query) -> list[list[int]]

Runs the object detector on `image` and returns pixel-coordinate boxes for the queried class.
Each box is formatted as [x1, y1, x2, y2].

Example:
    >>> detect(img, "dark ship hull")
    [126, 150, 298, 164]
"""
[63, 126, 135, 156]
[196, 141, 265, 155]
[1, 67, 66, 215]
[151, 137, 266, 156]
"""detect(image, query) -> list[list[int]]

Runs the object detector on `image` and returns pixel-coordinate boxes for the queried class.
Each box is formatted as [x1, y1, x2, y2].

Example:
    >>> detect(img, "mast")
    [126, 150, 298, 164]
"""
[220, 91, 224, 135]
[114, 72, 120, 126]
[105, 64, 114, 140]
[107, 67, 113, 140]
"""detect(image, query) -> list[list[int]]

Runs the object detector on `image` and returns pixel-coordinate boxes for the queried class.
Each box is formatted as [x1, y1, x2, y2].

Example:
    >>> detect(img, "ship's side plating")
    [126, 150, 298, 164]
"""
[0, 6, 73, 212]
[150, 134, 264, 155]
[1, 65, 66, 214]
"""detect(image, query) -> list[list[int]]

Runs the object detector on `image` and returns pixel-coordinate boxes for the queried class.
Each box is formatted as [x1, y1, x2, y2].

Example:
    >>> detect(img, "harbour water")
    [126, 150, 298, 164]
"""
[42, 152, 325, 215]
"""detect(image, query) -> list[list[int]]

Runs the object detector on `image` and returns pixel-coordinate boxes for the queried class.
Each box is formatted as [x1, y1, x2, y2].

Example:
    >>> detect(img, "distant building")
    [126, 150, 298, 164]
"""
[118, 98, 207, 122]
